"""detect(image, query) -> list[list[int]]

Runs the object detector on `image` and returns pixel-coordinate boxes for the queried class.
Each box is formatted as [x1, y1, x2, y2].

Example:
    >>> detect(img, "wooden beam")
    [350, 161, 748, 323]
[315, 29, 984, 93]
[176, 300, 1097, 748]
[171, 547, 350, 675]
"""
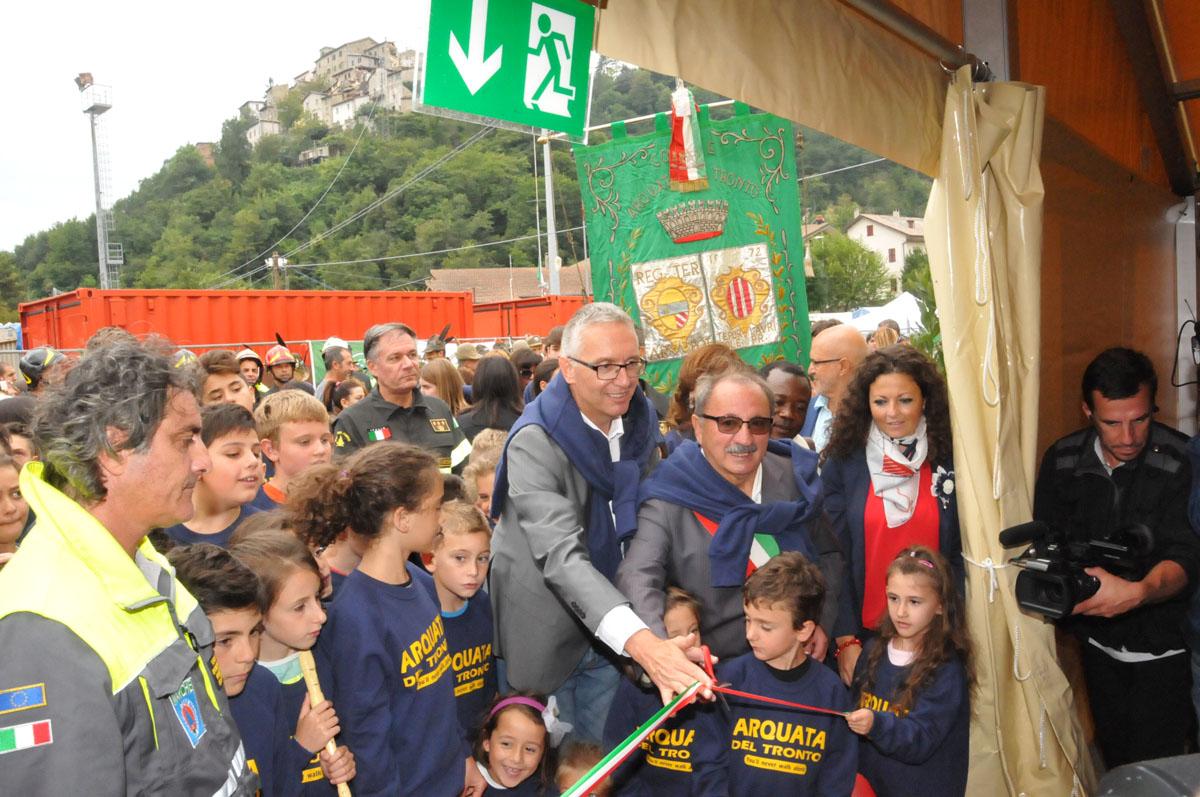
[1171, 78, 1200, 103]
[1107, 0, 1197, 195]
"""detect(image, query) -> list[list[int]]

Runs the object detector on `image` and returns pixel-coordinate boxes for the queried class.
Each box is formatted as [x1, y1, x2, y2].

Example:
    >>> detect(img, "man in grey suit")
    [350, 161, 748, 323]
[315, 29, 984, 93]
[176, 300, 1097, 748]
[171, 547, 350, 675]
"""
[489, 303, 712, 743]
[618, 370, 851, 659]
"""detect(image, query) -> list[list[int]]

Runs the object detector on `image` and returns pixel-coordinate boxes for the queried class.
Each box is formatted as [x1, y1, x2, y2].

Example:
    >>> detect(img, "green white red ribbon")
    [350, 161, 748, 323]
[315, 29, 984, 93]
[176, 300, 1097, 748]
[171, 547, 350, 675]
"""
[559, 681, 703, 797]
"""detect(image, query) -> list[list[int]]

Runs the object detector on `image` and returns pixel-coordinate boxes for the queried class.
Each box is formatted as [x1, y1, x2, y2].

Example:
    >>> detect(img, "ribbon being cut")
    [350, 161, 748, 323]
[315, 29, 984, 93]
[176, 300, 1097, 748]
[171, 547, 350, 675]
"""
[559, 648, 847, 796]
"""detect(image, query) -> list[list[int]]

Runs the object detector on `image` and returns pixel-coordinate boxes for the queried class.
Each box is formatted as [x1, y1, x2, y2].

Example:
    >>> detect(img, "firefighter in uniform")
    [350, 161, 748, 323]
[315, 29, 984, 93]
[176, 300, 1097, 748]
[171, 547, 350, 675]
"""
[0, 339, 254, 795]
[333, 322, 471, 472]
[263, 344, 314, 395]
[236, 347, 271, 402]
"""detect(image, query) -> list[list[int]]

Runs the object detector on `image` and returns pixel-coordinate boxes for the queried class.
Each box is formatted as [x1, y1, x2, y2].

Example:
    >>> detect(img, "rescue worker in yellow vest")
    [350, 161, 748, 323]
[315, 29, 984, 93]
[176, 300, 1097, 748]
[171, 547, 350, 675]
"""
[0, 339, 255, 795]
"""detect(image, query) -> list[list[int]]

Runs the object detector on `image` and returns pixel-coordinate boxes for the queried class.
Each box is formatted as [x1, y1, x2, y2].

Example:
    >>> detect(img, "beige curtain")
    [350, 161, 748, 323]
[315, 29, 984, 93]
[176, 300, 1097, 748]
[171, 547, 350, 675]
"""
[925, 67, 1095, 795]
[595, 0, 945, 176]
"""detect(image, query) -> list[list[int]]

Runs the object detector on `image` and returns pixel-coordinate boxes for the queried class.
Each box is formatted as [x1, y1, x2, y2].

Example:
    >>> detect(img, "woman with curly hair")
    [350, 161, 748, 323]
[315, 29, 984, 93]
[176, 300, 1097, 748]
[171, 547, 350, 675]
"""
[820, 345, 962, 684]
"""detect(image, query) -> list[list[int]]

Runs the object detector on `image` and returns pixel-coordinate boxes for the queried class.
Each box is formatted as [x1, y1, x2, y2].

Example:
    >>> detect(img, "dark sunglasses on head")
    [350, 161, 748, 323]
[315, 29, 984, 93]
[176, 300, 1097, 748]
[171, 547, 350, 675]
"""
[699, 414, 773, 435]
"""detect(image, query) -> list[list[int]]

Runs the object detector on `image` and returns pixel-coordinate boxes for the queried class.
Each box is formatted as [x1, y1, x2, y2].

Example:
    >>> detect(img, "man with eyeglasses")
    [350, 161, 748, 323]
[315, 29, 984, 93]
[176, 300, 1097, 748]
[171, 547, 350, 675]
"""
[618, 370, 849, 661]
[490, 303, 713, 743]
[332, 322, 471, 473]
[801, 324, 869, 452]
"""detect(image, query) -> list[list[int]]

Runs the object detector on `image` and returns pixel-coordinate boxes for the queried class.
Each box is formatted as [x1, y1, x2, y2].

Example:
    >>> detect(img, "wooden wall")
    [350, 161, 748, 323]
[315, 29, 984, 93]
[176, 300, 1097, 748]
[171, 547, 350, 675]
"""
[1038, 118, 1188, 447]
[889, 0, 1193, 444]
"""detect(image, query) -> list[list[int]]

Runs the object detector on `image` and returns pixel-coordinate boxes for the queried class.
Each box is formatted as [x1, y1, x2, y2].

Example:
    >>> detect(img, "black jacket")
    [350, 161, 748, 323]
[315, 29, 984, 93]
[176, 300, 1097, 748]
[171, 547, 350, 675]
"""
[1032, 421, 1200, 654]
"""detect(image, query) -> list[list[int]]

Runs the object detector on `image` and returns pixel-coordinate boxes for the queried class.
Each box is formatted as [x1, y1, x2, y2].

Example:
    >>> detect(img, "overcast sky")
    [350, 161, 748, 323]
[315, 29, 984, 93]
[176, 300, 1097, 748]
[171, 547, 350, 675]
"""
[1, 1, 426, 252]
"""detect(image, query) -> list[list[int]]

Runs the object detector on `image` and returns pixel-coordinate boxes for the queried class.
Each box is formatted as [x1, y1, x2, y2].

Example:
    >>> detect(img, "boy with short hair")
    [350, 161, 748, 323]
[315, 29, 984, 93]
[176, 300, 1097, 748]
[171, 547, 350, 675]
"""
[198, 349, 256, 413]
[253, 390, 333, 507]
[693, 552, 856, 796]
[424, 500, 497, 734]
[462, 457, 497, 520]
[3, 422, 35, 468]
[168, 543, 354, 795]
[163, 404, 263, 548]
[604, 587, 710, 796]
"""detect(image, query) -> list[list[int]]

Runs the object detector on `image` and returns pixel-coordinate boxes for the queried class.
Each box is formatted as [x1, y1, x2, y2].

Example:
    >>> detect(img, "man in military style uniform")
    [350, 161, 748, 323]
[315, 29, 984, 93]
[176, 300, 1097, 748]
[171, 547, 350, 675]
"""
[333, 322, 470, 472]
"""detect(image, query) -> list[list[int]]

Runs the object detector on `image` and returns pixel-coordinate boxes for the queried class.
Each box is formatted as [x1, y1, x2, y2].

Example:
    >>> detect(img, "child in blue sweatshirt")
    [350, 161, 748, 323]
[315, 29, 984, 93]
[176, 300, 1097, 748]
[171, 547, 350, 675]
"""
[168, 543, 354, 795]
[603, 587, 710, 797]
[693, 552, 857, 796]
[845, 546, 973, 797]
[425, 499, 498, 736]
[290, 442, 486, 797]
[230, 523, 354, 794]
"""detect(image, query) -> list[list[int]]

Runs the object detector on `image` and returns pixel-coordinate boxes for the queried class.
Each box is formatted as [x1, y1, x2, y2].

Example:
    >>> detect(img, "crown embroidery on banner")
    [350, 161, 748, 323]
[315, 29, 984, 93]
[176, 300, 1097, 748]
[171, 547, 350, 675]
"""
[656, 200, 729, 244]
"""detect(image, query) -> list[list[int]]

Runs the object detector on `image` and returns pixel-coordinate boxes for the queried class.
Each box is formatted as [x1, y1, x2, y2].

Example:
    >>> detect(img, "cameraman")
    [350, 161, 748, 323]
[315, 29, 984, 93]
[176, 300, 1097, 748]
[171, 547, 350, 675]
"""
[1033, 348, 1199, 768]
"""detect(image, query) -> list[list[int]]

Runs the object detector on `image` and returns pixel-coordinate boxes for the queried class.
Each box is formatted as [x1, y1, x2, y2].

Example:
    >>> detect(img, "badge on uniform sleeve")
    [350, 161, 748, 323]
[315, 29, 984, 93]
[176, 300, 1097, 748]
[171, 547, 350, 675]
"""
[0, 684, 46, 716]
[334, 430, 352, 448]
[367, 427, 392, 442]
[430, 418, 451, 433]
[0, 719, 52, 754]
[169, 677, 206, 748]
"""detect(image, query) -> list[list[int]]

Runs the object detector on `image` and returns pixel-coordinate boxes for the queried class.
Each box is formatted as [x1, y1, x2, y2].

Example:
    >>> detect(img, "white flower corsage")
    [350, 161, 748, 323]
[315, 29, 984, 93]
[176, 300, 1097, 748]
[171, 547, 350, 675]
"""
[931, 466, 955, 509]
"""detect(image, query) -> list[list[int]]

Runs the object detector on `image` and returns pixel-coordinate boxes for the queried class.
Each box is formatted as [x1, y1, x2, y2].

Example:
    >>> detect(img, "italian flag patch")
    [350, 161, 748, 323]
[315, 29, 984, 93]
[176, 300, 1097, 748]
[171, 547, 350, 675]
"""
[0, 719, 52, 754]
[367, 427, 391, 442]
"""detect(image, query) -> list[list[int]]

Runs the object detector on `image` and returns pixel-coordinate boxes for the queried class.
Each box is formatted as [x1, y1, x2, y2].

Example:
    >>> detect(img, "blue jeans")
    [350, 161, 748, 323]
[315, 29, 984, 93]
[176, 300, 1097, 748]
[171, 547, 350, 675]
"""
[551, 646, 620, 745]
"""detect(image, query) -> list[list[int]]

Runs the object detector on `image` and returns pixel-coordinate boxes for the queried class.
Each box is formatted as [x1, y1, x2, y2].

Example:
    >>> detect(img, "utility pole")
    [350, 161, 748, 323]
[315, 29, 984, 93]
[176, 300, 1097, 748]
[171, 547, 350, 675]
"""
[541, 130, 559, 295]
[270, 252, 283, 290]
[75, 73, 122, 289]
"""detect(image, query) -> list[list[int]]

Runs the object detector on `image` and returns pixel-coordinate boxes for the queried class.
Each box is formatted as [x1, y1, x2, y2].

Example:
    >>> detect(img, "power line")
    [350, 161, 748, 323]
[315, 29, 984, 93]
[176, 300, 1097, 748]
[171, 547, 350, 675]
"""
[799, 157, 888, 181]
[279, 128, 494, 260]
[283, 226, 584, 270]
[212, 127, 496, 288]
[206, 102, 381, 287]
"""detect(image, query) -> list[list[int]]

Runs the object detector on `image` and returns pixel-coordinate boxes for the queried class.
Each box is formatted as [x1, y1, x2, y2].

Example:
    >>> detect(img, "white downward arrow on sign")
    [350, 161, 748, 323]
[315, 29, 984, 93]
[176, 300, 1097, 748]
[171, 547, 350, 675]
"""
[449, 0, 503, 95]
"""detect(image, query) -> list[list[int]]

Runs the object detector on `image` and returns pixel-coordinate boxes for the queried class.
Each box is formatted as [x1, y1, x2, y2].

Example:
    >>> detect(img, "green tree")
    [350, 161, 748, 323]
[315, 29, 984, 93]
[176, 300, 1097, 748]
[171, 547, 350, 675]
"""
[215, 115, 254, 186]
[806, 232, 891, 312]
[900, 248, 944, 370]
[825, 194, 858, 232]
[0, 252, 26, 321]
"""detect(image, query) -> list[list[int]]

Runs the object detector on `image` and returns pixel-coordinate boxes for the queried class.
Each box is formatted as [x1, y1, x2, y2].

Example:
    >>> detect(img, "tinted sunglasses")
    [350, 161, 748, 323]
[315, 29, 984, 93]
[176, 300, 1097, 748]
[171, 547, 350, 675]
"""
[699, 414, 773, 435]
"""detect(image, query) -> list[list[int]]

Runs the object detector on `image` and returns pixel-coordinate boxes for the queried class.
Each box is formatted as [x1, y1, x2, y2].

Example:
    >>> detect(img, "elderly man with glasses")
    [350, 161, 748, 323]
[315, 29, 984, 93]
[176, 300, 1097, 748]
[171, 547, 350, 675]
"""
[801, 323, 870, 452]
[489, 302, 713, 743]
[617, 370, 850, 662]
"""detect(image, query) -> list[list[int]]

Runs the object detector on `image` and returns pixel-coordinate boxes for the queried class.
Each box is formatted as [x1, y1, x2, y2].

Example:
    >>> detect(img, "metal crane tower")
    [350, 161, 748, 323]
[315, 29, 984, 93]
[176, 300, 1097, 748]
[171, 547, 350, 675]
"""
[75, 73, 123, 289]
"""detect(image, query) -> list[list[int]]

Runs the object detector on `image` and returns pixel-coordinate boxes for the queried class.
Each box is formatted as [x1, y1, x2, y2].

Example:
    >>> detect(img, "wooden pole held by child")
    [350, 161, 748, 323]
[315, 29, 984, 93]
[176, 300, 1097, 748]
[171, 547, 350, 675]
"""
[298, 650, 352, 797]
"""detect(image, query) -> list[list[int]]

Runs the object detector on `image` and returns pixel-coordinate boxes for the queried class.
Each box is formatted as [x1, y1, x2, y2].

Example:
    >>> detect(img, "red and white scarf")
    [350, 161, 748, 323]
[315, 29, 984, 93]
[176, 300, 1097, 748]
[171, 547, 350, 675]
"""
[865, 417, 928, 527]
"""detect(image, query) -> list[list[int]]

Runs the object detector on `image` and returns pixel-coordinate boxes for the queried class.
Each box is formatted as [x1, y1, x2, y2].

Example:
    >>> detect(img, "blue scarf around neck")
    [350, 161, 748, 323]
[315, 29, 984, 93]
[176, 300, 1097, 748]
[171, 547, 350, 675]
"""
[491, 372, 658, 582]
[638, 439, 822, 587]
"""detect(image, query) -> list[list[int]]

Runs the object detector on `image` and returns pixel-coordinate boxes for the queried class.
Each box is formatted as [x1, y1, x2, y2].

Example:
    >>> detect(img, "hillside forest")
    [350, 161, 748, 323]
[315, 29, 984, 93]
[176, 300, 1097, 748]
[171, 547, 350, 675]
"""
[0, 60, 932, 321]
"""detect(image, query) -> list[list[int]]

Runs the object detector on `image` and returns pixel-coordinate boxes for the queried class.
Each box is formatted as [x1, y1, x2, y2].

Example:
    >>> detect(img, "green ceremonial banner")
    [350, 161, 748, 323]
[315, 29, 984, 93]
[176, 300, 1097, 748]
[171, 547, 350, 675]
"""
[574, 104, 810, 393]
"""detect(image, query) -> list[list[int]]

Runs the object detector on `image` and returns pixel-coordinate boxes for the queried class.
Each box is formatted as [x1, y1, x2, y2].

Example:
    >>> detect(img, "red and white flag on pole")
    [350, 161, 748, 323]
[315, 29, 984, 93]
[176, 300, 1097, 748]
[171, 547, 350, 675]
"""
[669, 85, 708, 192]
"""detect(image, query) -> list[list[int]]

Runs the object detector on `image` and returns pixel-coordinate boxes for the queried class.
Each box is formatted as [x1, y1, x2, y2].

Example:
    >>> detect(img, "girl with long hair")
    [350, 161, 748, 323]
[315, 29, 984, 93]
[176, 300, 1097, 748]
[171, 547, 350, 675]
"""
[288, 442, 483, 796]
[845, 546, 974, 797]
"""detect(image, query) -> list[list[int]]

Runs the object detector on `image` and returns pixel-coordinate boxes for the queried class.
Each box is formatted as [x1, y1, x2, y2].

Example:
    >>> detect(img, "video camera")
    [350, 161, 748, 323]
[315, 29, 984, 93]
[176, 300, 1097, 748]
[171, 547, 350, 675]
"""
[999, 472, 1153, 620]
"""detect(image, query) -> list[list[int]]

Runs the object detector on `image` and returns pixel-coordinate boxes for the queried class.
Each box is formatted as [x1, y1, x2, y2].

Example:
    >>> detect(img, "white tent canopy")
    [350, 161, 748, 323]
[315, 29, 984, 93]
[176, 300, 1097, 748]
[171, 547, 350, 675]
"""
[847, 292, 924, 336]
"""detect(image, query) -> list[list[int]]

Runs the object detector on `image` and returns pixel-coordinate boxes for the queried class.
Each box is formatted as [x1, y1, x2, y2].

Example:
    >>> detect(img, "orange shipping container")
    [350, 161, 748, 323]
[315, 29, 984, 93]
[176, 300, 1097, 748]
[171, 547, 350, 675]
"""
[471, 296, 588, 340]
[19, 288, 475, 351]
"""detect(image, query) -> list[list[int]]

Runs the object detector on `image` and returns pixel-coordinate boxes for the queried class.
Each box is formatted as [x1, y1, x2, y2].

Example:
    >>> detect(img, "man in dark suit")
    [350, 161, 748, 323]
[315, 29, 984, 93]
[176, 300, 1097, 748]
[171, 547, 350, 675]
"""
[800, 324, 868, 451]
[618, 370, 850, 659]
[490, 303, 712, 743]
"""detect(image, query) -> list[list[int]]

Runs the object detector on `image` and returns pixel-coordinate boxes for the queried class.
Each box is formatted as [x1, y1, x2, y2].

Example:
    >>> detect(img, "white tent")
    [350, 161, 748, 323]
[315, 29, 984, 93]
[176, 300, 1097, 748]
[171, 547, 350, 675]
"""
[847, 291, 924, 336]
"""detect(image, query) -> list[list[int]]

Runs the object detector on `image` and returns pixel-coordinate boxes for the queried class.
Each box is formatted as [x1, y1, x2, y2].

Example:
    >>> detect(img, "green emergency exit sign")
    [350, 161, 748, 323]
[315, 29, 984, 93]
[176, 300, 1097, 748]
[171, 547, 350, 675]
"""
[421, 0, 595, 137]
